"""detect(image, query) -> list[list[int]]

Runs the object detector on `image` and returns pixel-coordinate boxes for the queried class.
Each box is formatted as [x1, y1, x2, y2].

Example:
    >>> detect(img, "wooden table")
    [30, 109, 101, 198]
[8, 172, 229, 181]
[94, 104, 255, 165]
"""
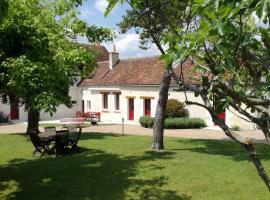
[39, 123, 91, 154]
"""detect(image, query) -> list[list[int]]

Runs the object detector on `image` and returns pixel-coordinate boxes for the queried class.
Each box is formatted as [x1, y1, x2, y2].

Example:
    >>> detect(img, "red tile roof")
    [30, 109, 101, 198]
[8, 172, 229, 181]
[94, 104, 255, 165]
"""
[79, 43, 109, 62]
[80, 56, 197, 86]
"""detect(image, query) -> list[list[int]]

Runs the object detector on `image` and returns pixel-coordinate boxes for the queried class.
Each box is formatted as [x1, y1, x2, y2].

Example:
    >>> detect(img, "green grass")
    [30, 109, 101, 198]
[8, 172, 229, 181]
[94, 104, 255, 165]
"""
[0, 133, 270, 200]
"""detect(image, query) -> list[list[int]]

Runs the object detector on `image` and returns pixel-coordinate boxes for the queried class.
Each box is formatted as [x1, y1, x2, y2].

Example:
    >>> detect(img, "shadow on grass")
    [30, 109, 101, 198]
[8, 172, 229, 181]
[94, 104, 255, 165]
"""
[79, 132, 123, 140]
[173, 139, 270, 161]
[0, 148, 191, 200]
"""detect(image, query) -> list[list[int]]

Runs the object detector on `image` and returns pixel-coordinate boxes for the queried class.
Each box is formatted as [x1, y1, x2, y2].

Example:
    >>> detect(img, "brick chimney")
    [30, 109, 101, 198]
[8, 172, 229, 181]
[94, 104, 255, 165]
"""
[109, 44, 119, 70]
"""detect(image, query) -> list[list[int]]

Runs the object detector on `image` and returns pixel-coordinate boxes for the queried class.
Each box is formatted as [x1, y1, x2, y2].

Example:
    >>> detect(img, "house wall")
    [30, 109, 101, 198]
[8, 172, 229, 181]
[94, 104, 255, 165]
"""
[0, 86, 79, 122]
[82, 85, 214, 126]
[0, 83, 258, 130]
[226, 107, 256, 130]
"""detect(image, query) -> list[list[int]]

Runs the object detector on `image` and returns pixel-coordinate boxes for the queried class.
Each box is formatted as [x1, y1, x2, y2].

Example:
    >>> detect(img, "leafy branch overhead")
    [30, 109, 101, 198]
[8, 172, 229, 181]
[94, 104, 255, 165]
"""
[0, 0, 115, 134]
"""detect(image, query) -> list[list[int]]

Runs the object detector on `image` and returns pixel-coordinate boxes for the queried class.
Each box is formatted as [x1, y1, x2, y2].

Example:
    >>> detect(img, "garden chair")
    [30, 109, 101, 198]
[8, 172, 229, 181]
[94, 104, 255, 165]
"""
[55, 130, 69, 155]
[67, 127, 82, 151]
[29, 131, 52, 156]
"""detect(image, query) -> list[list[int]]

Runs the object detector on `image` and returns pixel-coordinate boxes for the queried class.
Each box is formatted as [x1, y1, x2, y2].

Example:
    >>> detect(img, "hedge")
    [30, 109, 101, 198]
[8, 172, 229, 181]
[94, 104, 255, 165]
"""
[164, 118, 206, 129]
[139, 116, 206, 129]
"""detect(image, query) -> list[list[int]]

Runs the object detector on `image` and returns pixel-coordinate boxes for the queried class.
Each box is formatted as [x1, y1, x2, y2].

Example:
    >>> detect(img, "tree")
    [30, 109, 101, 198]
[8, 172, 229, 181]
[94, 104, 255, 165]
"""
[164, 0, 270, 191]
[0, 0, 113, 133]
[108, 0, 270, 191]
[107, 0, 191, 150]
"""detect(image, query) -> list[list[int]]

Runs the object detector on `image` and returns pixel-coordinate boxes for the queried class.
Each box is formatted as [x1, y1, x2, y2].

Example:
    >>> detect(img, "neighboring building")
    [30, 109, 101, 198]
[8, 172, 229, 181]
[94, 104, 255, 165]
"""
[0, 44, 257, 130]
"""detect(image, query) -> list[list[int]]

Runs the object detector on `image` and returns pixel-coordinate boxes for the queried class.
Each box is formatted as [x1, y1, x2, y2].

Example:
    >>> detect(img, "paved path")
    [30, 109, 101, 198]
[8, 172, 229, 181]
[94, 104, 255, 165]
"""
[0, 123, 266, 143]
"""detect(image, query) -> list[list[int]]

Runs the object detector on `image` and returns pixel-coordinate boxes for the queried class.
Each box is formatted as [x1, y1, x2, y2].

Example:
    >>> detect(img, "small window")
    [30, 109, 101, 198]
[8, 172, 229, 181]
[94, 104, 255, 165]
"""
[115, 93, 120, 110]
[71, 100, 77, 104]
[144, 99, 151, 116]
[103, 93, 108, 109]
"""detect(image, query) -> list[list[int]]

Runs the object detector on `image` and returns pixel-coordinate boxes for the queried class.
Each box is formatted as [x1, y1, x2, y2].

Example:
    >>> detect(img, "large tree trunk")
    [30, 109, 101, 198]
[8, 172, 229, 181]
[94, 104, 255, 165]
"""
[151, 68, 172, 150]
[26, 109, 40, 134]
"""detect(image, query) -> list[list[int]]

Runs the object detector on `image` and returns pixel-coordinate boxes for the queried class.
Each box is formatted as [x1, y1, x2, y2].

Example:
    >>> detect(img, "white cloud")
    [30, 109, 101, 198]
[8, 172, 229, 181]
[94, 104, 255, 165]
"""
[94, 0, 109, 14]
[104, 32, 161, 59]
[80, 10, 95, 18]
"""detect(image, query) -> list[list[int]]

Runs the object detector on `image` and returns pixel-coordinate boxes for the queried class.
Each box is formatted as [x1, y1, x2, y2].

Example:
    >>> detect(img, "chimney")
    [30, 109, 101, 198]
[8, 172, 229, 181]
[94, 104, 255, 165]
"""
[109, 44, 119, 70]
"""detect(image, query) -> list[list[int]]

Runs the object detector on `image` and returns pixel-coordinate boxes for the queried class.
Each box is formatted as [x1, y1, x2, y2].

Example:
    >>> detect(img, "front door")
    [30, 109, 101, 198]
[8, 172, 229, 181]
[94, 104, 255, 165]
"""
[128, 98, 134, 120]
[10, 101, 19, 120]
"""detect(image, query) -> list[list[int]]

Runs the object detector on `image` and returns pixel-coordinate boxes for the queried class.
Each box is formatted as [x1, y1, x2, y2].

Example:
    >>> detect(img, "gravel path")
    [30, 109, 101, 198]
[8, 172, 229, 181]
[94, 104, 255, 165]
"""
[0, 123, 266, 143]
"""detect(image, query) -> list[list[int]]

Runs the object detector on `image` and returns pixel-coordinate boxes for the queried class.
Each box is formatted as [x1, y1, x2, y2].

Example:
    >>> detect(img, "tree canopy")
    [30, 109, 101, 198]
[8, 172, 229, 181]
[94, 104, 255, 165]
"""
[0, 0, 113, 132]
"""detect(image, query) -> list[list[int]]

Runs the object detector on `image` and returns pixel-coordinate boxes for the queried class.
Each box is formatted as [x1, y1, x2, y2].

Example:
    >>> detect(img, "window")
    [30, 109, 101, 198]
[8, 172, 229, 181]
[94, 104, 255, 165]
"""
[144, 99, 151, 116]
[71, 100, 77, 104]
[103, 93, 108, 109]
[115, 93, 120, 110]
[82, 100, 85, 113]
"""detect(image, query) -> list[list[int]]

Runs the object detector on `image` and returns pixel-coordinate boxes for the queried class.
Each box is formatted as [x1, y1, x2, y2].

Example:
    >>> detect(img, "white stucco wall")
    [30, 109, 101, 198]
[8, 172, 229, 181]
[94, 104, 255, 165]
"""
[226, 107, 256, 130]
[82, 85, 214, 126]
[0, 83, 258, 130]
[0, 85, 80, 122]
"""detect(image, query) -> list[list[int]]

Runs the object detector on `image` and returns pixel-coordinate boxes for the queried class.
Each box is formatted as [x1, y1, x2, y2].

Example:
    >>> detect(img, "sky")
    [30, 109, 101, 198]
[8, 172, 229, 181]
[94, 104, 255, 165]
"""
[77, 0, 160, 59]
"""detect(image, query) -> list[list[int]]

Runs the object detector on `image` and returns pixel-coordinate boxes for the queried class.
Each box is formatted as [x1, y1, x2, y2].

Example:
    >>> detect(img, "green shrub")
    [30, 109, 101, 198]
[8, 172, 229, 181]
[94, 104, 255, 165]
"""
[139, 116, 154, 128]
[165, 99, 189, 118]
[0, 111, 9, 123]
[164, 118, 206, 129]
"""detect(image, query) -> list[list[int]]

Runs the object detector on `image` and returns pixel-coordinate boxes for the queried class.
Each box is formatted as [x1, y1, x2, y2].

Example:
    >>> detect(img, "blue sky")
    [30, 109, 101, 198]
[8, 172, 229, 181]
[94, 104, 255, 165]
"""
[78, 0, 160, 58]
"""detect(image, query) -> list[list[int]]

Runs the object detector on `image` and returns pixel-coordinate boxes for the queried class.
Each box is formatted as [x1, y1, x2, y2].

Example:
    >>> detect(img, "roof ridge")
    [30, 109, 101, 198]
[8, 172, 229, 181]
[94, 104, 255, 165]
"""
[119, 55, 160, 61]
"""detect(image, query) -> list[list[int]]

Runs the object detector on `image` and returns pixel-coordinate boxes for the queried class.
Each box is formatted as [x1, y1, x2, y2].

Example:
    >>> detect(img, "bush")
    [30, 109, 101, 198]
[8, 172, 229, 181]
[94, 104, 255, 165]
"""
[0, 111, 9, 123]
[164, 118, 206, 129]
[139, 116, 206, 129]
[139, 116, 154, 128]
[165, 99, 189, 118]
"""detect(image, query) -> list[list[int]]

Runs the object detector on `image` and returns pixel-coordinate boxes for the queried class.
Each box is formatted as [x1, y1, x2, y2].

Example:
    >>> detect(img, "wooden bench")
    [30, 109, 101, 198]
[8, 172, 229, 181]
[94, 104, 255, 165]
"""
[75, 112, 101, 124]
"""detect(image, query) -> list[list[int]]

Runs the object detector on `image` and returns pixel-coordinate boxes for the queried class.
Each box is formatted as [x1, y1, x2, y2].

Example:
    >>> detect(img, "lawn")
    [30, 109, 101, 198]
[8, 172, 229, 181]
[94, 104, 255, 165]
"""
[0, 133, 269, 200]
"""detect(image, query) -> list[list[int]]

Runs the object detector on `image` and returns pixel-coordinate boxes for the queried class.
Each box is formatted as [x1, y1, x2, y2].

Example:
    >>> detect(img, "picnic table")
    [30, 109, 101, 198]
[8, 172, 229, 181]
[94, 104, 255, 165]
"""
[38, 118, 90, 155]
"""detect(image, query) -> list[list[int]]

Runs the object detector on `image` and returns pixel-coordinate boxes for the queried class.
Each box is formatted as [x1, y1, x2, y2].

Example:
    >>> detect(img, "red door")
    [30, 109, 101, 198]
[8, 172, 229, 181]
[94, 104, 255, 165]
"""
[214, 112, 226, 125]
[10, 101, 19, 120]
[144, 99, 151, 116]
[128, 98, 134, 120]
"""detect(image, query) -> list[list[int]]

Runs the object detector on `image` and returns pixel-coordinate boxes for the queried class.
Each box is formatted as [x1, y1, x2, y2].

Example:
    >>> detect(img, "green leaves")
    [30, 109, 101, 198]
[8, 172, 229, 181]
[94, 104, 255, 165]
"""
[86, 25, 115, 43]
[105, 0, 127, 16]
[0, 0, 99, 114]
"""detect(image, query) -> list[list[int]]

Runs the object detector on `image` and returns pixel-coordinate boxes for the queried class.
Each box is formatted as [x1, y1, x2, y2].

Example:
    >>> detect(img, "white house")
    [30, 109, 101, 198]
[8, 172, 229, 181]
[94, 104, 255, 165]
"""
[0, 44, 257, 130]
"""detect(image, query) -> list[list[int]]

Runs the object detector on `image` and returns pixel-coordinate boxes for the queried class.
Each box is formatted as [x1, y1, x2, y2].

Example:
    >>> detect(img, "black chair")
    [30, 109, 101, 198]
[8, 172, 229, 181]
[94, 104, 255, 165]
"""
[55, 130, 69, 155]
[67, 127, 82, 151]
[29, 131, 52, 156]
